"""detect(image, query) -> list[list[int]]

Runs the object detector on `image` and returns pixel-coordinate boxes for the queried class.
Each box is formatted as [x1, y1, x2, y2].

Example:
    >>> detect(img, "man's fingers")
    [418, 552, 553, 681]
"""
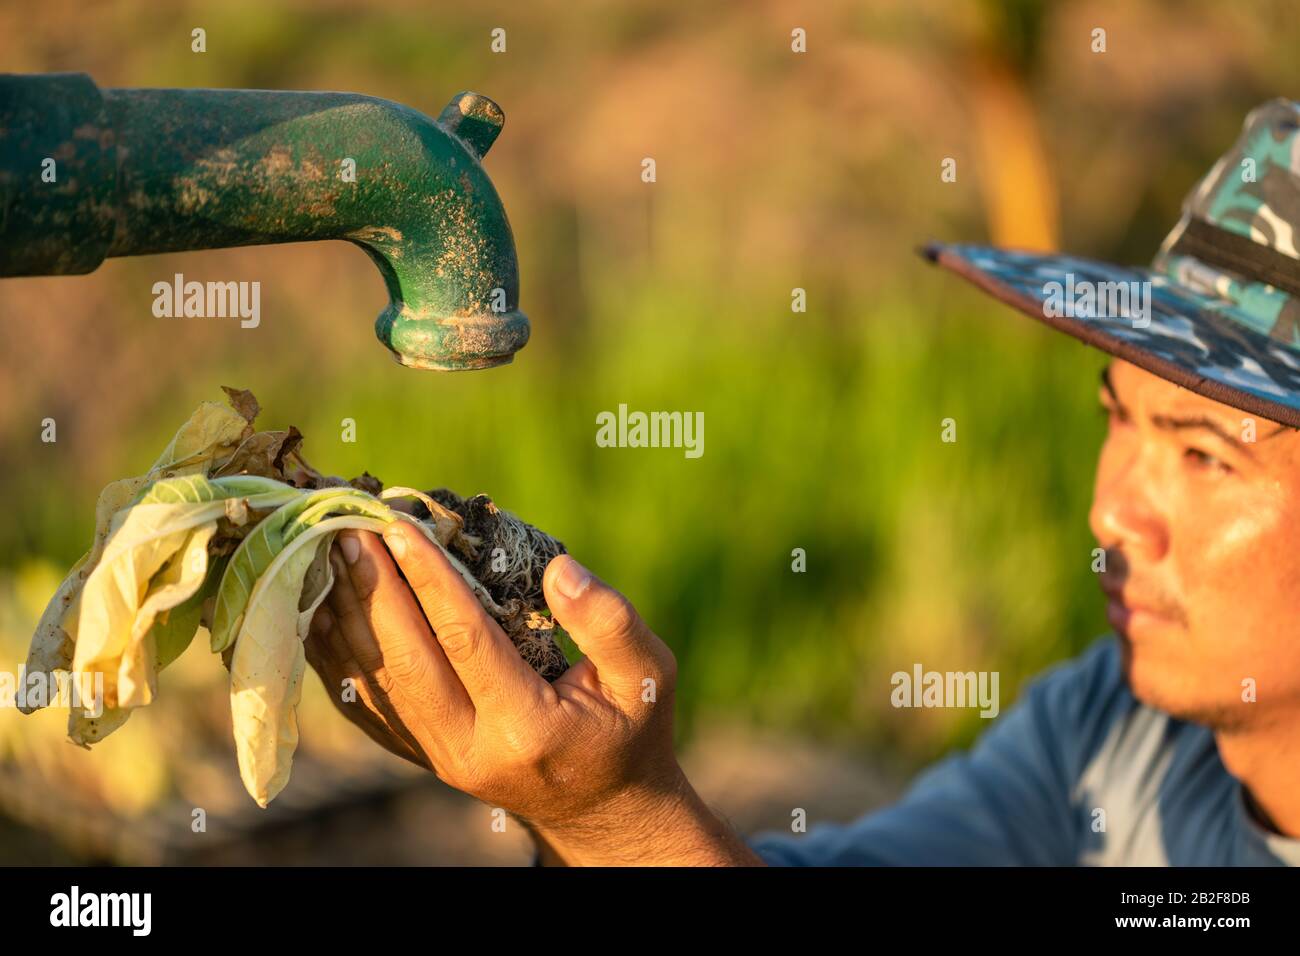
[341, 531, 472, 708]
[323, 583, 444, 770]
[328, 537, 473, 745]
[542, 555, 674, 698]
[305, 608, 430, 769]
[380, 520, 545, 711]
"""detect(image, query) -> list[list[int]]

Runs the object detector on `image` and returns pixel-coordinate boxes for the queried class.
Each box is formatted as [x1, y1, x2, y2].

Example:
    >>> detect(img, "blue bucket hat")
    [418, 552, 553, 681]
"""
[924, 99, 1300, 428]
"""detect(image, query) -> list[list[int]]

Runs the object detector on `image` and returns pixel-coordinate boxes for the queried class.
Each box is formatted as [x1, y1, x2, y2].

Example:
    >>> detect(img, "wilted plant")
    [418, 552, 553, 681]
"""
[22, 388, 569, 807]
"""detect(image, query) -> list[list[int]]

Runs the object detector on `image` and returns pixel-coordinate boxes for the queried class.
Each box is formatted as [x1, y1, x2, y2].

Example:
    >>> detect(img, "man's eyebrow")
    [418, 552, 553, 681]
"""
[1097, 363, 1292, 453]
[1151, 413, 1258, 457]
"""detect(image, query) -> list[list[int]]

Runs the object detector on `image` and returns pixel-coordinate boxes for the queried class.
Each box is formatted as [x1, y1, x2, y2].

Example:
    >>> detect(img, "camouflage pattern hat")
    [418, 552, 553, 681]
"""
[924, 99, 1300, 428]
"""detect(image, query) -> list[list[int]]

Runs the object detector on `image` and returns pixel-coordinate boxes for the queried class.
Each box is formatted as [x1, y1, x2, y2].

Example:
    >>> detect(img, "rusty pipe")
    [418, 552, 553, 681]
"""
[0, 72, 530, 369]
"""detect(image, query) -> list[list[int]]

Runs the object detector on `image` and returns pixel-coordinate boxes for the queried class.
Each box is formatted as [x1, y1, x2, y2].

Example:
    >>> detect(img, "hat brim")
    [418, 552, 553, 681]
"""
[923, 242, 1300, 429]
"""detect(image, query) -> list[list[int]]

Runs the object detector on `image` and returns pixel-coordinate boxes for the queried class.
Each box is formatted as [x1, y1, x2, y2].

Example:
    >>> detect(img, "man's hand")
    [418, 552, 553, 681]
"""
[303, 521, 762, 866]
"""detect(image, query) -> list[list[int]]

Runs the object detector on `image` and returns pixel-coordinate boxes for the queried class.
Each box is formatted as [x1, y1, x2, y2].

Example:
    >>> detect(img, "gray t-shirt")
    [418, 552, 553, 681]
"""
[749, 636, 1300, 866]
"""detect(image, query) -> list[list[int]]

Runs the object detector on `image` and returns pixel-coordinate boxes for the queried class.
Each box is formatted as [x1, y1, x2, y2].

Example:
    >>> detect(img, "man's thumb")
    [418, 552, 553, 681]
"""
[542, 555, 669, 684]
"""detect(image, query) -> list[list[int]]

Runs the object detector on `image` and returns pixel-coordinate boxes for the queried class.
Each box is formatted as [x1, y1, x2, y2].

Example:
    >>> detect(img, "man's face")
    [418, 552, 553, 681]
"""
[1089, 359, 1300, 728]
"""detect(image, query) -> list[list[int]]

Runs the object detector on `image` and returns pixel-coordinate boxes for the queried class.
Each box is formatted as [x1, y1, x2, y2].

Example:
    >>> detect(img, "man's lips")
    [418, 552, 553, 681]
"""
[1107, 599, 1147, 635]
[1100, 583, 1184, 633]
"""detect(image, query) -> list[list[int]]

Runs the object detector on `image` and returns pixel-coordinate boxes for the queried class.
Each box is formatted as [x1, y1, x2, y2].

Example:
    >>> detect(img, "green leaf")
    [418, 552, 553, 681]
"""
[210, 489, 393, 652]
[139, 473, 295, 506]
[156, 552, 229, 671]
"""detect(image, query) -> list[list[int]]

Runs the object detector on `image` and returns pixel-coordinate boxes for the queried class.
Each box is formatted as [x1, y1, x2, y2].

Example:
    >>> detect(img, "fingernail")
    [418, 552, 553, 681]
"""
[554, 555, 592, 600]
[339, 532, 361, 565]
[383, 525, 407, 560]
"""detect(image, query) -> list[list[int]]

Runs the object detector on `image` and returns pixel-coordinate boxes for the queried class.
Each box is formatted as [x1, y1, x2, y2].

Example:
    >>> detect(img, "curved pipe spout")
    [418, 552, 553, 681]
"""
[0, 73, 530, 369]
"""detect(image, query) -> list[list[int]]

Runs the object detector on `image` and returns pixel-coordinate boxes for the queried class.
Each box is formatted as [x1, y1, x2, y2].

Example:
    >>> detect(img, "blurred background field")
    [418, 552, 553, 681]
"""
[2, 0, 1297, 863]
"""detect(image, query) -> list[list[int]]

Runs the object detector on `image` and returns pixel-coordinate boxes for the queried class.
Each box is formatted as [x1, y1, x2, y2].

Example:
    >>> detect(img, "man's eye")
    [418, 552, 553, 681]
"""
[1185, 447, 1233, 474]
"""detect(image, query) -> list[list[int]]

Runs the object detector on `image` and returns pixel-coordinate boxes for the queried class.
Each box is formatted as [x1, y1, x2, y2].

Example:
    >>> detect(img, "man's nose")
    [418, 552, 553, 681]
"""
[1088, 445, 1169, 562]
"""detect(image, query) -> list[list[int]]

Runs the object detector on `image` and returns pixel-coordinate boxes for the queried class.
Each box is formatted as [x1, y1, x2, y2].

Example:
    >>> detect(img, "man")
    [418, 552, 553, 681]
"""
[304, 100, 1300, 865]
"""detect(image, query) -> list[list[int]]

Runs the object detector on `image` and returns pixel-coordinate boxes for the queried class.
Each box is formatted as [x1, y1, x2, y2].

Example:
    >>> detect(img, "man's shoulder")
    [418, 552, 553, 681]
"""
[1017, 633, 1131, 727]
[1027, 634, 1126, 701]
[748, 636, 1200, 865]
[1018, 634, 1207, 783]
[1011, 635, 1160, 772]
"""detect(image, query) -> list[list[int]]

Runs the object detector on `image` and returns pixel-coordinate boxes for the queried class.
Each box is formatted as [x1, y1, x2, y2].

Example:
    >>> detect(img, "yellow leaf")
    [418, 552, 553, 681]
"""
[231, 516, 386, 807]
[22, 399, 251, 714]
[72, 503, 230, 709]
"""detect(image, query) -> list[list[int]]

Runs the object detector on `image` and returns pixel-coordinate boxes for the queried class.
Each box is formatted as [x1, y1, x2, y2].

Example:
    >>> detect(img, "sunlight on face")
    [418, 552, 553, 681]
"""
[1088, 360, 1300, 728]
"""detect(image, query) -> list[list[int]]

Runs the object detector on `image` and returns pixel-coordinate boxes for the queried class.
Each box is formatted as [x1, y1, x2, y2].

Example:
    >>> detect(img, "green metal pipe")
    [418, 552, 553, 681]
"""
[0, 72, 530, 370]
